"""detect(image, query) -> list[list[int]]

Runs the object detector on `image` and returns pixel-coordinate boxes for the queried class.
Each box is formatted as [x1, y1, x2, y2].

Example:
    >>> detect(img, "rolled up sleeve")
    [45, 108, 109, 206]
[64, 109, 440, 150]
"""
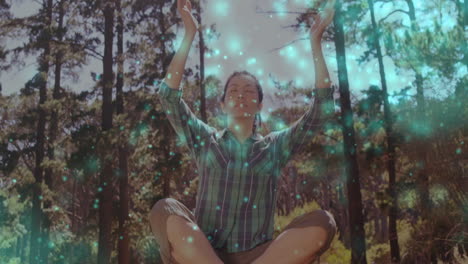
[157, 80, 217, 162]
[269, 86, 335, 169]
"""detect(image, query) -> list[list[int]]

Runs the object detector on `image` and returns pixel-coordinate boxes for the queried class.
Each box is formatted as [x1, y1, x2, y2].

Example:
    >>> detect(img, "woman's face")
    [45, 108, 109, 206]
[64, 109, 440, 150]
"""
[221, 75, 263, 119]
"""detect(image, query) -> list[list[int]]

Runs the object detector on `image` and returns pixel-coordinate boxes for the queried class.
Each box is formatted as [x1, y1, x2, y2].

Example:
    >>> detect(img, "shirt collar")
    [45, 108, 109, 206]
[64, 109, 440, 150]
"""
[216, 128, 263, 142]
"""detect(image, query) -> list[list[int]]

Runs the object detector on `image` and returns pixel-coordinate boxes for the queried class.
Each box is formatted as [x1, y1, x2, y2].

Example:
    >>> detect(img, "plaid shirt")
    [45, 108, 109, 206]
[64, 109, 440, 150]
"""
[157, 80, 334, 253]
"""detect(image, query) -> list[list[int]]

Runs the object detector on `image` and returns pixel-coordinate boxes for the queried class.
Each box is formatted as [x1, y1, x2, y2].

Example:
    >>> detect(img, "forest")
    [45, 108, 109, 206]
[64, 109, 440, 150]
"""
[0, 0, 466, 263]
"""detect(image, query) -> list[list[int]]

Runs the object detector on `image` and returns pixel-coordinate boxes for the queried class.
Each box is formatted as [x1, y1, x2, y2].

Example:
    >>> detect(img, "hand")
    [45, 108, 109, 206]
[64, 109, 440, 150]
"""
[177, 0, 199, 35]
[309, 0, 336, 41]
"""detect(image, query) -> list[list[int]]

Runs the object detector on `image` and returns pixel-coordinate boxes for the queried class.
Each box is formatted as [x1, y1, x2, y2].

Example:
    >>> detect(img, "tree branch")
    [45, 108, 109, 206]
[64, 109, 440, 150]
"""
[255, 5, 318, 15]
[268, 37, 310, 53]
[378, 9, 409, 24]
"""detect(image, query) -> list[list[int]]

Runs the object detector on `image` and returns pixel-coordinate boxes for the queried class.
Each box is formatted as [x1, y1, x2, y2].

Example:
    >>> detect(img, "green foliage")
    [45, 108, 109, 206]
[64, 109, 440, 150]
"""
[364, 219, 414, 263]
[366, 243, 390, 263]
[274, 201, 351, 263]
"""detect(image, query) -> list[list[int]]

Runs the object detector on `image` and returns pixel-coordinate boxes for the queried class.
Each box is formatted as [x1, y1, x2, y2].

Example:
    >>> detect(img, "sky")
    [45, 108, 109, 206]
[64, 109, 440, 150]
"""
[1, 0, 462, 118]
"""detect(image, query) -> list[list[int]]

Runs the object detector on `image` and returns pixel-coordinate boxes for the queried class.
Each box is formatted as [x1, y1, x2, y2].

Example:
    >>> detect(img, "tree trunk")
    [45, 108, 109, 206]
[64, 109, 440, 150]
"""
[464, 0, 468, 67]
[406, 0, 431, 222]
[367, 0, 401, 262]
[339, 192, 351, 248]
[195, 1, 207, 122]
[29, 0, 52, 263]
[69, 175, 77, 263]
[15, 236, 22, 259]
[382, 213, 388, 242]
[98, 1, 115, 263]
[374, 217, 380, 242]
[116, 0, 130, 262]
[333, 1, 367, 263]
[40, 2, 66, 263]
[21, 233, 27, 262]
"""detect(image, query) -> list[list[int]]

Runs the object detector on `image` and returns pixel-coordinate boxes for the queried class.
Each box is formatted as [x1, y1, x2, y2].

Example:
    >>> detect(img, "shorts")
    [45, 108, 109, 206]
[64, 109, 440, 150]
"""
[149, 198, 337, 264]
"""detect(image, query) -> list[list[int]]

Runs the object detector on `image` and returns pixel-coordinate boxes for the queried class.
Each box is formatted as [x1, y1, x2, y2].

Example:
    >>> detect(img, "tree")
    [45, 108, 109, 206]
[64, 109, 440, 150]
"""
[333, 0, 368, 263]
[115, 0, 130, 262]
[97, 1, 115, 263]
[29, 0, 53, 263]
[193, 0, 207, 122]
[40, 1, 67, 262]
[366, 0, 401, 262]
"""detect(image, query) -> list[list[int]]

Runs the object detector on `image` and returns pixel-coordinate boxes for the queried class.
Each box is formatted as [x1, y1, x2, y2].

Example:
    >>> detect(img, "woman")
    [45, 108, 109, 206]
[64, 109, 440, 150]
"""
[149, 0, 337, 263]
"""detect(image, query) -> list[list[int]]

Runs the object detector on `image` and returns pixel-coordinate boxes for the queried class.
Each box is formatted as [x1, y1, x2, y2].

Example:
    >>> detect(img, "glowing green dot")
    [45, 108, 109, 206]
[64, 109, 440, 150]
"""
[48, 242, 55, 249]
[120, 125, 125, 131]
[38, 195, 43, 200]
[98, 187, 102, 192]
[253, 204, 257, 209]
[296, 194, 301, 199]
[62, 176, 68, 181]
[192, 225, 199, 231]
[12, 179, 17, 183]
[216, 205, 221, 210]
[187, 236, 194, 243]
[54, 206, 59, 211]
[93, 242, 98, 247]
[244, 196, 249, 202]
[455, 148, 461, 154]
[119, 236, 124, 240]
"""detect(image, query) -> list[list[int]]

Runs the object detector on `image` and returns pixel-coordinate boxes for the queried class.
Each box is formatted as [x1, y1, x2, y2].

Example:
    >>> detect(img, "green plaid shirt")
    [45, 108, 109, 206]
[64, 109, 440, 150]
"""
[157, 80, 334, 253]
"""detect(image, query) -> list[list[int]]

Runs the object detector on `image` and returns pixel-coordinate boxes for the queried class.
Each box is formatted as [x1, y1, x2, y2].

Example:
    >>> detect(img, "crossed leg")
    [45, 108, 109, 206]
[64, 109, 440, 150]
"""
[166, 215, 224, 264]
[253, 209, 336, 264]
[252, 226, 328, 264]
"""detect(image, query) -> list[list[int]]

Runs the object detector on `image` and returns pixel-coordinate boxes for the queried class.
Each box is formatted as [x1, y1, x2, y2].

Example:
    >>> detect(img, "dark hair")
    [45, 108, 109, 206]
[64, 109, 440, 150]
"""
[220, 70, 263, 134]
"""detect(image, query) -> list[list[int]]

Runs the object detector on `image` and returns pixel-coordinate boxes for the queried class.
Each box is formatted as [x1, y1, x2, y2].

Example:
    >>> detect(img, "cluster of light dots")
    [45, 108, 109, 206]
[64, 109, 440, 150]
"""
[93, 198, 99, 209]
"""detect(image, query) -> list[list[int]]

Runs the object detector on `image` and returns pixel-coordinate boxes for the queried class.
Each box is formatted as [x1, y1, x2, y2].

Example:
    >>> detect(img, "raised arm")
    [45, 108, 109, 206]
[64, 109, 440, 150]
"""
[310, 0, 335, 88]
[157, 0, 215, 163]
[269, 0, 336, 169]
[163, 0, 199, 89]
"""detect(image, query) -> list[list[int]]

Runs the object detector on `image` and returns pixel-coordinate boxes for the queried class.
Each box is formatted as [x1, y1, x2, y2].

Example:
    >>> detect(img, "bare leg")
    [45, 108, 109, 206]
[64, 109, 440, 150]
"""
[165, 215, 224, 264]
[252, 226, 328, 264]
